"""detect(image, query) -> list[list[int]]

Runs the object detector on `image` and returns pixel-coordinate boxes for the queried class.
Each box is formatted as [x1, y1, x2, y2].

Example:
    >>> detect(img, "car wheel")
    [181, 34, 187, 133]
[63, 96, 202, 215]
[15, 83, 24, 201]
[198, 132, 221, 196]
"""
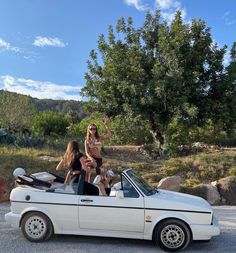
[21, 212, 53, 242]
[154, 219, 191, 252]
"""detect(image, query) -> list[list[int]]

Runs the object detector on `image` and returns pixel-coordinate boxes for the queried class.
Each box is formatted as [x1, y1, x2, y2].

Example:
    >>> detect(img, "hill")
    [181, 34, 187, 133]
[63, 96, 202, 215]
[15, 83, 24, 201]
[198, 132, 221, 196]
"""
[0, 90, 87, 119]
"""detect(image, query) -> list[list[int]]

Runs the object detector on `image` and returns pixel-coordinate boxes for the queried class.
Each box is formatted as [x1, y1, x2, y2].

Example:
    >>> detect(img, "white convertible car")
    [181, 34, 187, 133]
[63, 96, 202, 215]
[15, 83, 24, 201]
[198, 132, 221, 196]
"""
[5, 168, 220, 252]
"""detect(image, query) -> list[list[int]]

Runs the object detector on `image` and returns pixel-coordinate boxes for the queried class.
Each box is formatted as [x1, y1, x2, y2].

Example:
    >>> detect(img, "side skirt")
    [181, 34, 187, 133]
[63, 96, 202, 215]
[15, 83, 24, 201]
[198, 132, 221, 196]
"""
[55, 229, 145, 240]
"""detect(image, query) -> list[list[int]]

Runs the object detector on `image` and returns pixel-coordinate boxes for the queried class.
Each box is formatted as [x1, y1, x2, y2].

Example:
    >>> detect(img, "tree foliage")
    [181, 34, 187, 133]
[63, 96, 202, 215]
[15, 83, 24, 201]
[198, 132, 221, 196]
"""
[82, 10, 233, 152]
[0, 91, 36, 133]
[32, 111, 70, 136]
[67, 113, 152, 145]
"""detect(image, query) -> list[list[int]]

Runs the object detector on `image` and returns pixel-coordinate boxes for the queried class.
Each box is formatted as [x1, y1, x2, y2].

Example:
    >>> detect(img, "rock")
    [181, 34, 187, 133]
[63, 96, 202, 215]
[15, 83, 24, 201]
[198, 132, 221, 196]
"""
[181, 183, 220, 205]
[180, 184, 207, 200]
[205, 184, 221, 205]
[217, 176, 236, 205]
[0, 176, 10, 202]
[211, 181, 218, 187]
[37, 156, 59, 162]
[158, 176, 181, 192]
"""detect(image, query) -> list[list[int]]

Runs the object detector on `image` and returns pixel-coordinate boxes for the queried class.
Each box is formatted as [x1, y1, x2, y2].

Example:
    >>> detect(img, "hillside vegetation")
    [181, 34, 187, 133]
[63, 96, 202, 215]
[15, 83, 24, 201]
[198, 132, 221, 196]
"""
[1, 144, 236, 190]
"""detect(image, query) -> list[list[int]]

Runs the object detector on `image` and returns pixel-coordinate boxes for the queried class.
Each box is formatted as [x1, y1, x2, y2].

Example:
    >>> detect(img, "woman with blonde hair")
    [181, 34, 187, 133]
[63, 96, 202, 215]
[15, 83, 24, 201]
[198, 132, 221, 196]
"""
[93, 169, 115, 196]
[56, 141, 99, 195]
[56, 141, 88, 183]
[84, 117, 112, 177]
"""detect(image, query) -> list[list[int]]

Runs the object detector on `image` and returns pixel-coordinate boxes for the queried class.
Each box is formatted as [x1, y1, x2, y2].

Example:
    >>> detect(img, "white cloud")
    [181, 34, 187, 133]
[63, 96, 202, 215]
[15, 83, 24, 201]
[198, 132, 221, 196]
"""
[155, 0, 187, 23]
[0, 38, 21, 53]
[0, 37, 37, 62]
[33, 36, 66, 48]
[223, 49, 231, 66]
[156, 0, 180, 10]
[123, 0, 148, 11]
[222, 12, 236, 26]
[0, 75, 82, 101]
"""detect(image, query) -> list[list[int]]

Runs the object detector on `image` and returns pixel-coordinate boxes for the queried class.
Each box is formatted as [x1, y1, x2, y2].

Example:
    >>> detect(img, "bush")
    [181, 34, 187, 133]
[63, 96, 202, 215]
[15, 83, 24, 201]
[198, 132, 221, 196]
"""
[14, 133, 44, 147]
[32, 111, 70, 136]
[0, 128, 14, 145]
[228, 167, 236, 176]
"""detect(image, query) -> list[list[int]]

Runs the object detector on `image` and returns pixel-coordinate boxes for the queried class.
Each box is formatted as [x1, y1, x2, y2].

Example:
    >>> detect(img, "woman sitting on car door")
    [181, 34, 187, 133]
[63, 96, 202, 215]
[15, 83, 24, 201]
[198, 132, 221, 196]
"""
[56, 140, 98, 195]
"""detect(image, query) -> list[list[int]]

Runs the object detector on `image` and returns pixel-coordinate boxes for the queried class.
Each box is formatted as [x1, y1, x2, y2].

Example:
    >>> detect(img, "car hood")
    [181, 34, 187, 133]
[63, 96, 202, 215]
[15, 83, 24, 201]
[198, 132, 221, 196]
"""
[145, 189, 212, 213]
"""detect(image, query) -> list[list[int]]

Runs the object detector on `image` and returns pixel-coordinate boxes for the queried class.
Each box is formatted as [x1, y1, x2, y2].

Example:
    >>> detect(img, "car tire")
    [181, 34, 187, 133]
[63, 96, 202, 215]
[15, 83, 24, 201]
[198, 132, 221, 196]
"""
[154, 219, 191, 252]
[21, 212, 54, 242]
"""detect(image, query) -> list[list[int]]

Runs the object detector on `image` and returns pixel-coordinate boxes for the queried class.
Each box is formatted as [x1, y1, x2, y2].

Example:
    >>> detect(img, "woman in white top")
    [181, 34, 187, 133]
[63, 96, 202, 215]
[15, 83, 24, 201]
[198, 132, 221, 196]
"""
[84, 117, 112, 179]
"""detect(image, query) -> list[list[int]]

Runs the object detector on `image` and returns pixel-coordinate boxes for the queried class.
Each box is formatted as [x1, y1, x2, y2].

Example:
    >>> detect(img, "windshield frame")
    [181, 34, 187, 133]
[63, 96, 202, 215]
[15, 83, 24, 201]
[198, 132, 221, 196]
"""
[125, 169, 157, 196]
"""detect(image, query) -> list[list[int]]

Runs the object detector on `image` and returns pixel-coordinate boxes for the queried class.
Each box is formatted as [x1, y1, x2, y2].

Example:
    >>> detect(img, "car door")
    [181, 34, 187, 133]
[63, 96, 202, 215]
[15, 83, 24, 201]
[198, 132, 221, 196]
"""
[78, 174, 145, 233]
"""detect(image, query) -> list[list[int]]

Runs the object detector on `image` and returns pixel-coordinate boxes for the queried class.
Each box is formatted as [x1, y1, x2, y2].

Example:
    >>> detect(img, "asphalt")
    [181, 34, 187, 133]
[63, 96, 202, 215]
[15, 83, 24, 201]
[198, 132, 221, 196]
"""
[0, 203, 235, 253]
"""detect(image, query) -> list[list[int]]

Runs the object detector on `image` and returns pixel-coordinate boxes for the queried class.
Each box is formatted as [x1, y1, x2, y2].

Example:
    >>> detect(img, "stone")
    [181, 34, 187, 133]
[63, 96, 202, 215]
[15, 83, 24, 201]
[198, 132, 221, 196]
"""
[217, 176, 236, 205]
[158, 176, 181, 192]
[0, 176, 10, 202]
[205, 184, 221, 205]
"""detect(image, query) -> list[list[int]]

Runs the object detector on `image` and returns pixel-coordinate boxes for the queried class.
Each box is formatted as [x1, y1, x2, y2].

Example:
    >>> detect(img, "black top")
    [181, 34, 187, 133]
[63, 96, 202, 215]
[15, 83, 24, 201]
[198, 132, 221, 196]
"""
[70, 152, 83, 171]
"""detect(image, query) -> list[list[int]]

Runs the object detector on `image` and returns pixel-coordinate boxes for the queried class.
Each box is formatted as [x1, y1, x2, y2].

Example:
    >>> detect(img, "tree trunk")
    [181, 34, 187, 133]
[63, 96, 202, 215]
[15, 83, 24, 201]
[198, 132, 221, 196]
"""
[148, 113, 165, 158]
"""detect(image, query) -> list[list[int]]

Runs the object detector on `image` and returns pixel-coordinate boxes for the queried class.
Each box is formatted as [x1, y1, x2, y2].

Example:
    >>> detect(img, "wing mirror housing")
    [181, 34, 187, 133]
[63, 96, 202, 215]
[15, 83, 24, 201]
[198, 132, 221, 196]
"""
[116, 190, 124, 199]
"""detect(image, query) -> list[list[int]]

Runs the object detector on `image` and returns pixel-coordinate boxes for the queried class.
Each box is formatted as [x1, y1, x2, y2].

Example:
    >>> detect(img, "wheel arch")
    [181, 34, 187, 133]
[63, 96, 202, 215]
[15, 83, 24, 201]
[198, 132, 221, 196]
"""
[152, 217, 193, 241]
[19, 208, 57, 233]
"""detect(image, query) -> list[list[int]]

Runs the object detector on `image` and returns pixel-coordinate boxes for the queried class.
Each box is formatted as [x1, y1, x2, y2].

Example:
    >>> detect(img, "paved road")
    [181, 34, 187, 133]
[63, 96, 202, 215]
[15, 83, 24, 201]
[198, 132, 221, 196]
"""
[0, 203, 235, 253]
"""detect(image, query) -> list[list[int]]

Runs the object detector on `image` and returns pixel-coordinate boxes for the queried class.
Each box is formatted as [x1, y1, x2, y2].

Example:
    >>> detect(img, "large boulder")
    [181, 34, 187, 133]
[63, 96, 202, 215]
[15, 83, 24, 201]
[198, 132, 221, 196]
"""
[205, 184, 221, 205]
[158, 176, 181, 192]
[0, 176, 10, 202]
[181, 183, 220, 205]
[180, 184, 208, 200]
[217, 176, 236, 205]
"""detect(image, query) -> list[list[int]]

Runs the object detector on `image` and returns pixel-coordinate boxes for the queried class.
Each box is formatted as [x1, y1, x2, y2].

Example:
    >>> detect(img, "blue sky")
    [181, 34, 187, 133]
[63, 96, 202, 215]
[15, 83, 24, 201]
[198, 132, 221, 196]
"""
[0, 0, 235, 101]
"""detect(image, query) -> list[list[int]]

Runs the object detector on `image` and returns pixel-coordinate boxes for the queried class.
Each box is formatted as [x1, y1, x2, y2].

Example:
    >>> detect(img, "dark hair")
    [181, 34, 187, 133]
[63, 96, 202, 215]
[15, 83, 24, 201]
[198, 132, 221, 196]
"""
[63, 141, 80, 167]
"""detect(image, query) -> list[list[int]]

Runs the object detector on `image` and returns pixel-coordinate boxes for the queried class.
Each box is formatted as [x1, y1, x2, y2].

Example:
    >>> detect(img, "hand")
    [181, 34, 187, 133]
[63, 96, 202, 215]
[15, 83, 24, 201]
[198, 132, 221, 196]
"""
[103, 116, 110, 126]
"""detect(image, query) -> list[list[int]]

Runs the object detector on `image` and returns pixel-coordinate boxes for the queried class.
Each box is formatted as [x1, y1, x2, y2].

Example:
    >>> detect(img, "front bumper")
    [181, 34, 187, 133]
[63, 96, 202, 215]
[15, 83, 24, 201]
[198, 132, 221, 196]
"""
[191, 216, 220, 240]
[5, 212, 21, 228]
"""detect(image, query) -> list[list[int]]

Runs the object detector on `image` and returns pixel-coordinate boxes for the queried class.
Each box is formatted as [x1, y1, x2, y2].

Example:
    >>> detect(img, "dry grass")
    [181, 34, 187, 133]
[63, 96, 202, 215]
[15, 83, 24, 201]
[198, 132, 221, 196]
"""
[1, 145, 236, 190]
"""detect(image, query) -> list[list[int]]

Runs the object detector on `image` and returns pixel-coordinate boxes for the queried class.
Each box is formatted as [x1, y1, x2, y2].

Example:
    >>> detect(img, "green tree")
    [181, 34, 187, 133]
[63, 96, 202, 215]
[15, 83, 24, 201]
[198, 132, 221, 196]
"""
[67, 112, 152, 145]
[0, 91, 36, 133]
[32, 111, 70, 136]
[222, 42, 236, 133]
[82, 10, 228, 153]
[109, 115, 152, 145]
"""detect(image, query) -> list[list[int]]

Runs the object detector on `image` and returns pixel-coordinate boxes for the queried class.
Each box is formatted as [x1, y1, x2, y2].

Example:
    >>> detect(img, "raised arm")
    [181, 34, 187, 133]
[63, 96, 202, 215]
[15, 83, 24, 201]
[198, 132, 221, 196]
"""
[100, 117, 112, 141]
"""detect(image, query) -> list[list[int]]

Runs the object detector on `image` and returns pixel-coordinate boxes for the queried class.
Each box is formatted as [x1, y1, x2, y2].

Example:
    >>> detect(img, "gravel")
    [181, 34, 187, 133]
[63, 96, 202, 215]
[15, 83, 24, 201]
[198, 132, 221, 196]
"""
[0, 202, 235, 253]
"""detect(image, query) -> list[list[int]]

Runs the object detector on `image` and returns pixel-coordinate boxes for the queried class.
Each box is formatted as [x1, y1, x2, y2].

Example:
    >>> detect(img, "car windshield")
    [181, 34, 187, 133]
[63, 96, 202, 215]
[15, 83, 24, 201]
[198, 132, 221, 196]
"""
[126, 170, 157, 196]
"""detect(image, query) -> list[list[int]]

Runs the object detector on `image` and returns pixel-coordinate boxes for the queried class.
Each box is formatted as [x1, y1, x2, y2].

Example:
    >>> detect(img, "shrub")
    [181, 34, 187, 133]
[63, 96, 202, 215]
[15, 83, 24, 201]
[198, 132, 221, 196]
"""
[32, 111, 70, 136]
[228, 167, 236, 176]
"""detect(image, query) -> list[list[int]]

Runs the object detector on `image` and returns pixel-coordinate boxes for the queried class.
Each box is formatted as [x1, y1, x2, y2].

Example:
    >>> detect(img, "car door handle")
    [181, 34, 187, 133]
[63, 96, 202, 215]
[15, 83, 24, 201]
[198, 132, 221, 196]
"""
[81, 199, 93, 203]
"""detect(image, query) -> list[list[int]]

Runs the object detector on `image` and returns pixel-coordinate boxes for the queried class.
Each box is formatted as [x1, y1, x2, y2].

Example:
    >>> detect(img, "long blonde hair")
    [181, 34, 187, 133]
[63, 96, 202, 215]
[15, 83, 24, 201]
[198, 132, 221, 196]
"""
[63, 141, 80, 167]
[86, 123, 100, 143]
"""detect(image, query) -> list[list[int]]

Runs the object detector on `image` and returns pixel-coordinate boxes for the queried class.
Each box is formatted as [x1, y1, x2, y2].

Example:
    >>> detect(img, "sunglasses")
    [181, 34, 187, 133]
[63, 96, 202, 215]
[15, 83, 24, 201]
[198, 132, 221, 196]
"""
[89, 128, 97, 131]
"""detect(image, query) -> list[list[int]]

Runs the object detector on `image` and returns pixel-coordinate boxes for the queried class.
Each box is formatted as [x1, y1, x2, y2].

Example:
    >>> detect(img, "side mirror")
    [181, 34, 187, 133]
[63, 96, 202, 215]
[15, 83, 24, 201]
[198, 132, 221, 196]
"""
[116, 190, 124, 199]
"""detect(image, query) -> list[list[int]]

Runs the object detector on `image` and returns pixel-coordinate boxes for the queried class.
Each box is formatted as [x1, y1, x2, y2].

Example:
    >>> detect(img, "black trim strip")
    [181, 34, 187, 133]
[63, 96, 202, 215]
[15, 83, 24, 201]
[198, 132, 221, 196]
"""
[145, 208, 211, 214]
[12, 200, 78, 206]
[11, 200, 211, 214]
[80, 204, 143, 209]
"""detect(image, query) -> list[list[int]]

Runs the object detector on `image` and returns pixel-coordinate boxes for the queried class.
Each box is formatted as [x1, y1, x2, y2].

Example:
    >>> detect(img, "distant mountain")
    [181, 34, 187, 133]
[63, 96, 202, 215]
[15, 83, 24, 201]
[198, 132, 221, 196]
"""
[0, 90, 88, 121]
